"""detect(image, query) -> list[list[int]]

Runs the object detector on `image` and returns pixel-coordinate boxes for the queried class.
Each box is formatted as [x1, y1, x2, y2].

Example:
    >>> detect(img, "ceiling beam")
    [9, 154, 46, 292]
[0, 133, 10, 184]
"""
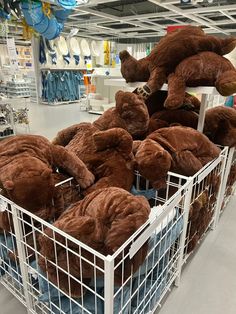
[148, 0, 231, 35]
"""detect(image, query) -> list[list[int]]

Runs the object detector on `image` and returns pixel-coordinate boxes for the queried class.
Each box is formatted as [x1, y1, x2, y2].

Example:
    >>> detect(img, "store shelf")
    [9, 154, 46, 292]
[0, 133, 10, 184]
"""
[40, 67, 93, 71]
[104, 79, 220, 96]
[41, 100, 80, 105]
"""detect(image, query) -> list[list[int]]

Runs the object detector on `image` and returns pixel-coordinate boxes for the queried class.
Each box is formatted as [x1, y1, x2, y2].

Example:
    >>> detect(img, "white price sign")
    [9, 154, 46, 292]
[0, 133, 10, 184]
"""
[7, 37, 19, 72]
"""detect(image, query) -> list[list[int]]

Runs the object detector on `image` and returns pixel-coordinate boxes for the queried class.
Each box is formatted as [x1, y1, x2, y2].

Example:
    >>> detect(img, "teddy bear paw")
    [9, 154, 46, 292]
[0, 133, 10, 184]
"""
[79, 171, 95, 189]
[164, 97, 184, 110]
[218, 81, 236, 96]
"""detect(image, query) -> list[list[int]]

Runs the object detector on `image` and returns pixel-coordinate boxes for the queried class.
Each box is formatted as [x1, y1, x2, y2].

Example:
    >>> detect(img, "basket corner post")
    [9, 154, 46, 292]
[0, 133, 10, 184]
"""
[104, 254, 115, 314]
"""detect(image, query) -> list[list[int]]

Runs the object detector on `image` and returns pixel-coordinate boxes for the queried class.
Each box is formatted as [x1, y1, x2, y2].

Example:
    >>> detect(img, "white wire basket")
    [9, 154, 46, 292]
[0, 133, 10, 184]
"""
[183, 146, 228, 261]
[0, 172, 193, 314]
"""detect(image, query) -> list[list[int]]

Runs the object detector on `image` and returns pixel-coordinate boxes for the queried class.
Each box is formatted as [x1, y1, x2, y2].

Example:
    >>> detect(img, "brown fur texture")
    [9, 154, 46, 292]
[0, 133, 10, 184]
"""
[52, 124, 134, 194]
[204, 106, 236, 147]
[93, 91, 149, 139]
[187, 190, 214, 253]
[148, 109, 199, 134]
[0, 135, 94, 222]
[145, 90, 201, 116]
[120, 26, 236, 96]
[134, 126, 220, 189]
[38, 187, 150, 297]
[165, 52, 236, 109]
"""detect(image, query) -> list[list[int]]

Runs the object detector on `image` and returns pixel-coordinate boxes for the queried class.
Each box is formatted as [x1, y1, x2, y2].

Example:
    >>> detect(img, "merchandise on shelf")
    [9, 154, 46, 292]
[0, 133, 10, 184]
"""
[0, 103, 15, 138]
[41, 70, 85, 104]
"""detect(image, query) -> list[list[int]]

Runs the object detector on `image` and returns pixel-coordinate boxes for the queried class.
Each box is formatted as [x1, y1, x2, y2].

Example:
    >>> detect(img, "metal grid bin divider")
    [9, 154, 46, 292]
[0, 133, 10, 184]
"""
[219, 147, 236, 214]
[183, 147, 228, 262]
[0, 148, 230, 314]
[0, 171, 194, 314]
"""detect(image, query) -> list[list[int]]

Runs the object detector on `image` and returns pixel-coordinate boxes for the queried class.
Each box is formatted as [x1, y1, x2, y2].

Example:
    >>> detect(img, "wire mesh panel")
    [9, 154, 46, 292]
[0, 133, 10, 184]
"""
[183, 147, 228, 261]
[220, 147, 236, 212]
[108, 172, 192, 314]
[0, 172, 192, 314]
[0, 194, 27, 307]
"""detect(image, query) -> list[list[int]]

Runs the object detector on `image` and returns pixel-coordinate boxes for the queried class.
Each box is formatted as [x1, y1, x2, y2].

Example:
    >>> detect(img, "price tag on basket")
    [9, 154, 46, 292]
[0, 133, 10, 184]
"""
[0, 199, 7, 212]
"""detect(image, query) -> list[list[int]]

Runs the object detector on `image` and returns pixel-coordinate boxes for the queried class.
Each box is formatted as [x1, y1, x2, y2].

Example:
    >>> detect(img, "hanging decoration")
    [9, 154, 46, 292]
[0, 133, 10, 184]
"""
[42, 2, 51, 18]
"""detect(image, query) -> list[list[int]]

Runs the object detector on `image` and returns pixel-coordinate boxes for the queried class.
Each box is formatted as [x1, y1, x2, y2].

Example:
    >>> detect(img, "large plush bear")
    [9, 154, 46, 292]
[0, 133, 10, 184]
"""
[38, 187, 151, 297]
[93, 90, 149, 139]
[119, 26, 236, 98]
[52, 124, 134, 194]
[164, 52, 236, 109]
[0, 135, 94, 220]
[134, 126, 220, 189]
[204, 106, 236, 147]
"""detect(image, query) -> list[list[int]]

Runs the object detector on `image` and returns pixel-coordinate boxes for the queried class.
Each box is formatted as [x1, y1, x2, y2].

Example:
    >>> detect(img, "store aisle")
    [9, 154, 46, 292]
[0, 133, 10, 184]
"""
[157, 196, 236, 314]
[15, 101, 98, 140]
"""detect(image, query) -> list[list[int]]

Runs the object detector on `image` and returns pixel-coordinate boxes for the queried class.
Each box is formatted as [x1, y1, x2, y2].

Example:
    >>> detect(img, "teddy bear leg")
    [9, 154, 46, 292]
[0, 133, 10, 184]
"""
[164, 74, 186, 110]
[135, 67, 166, 100]
[51, 145, 95, 189]
[215, 70, 236, 96]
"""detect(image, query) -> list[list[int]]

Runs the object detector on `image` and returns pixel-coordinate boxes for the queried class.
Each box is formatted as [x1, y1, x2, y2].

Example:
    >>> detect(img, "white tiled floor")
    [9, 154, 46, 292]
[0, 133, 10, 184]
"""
[1, 101, 236, 314]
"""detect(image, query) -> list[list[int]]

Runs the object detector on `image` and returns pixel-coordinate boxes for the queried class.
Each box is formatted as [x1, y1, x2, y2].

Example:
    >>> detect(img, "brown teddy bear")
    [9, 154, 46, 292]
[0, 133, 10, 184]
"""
[38, 187, 151, 297]
[204, 106, 236, 147]
[52, 124, 134, 194]
[120, 26, 236, 98]
[164, 52, 236, 109]
[145, 90, 201, 116]
[93, 90, 149, 139]
[148, 109, 199, 134]
[0, 135, 94, 222]
[134, 126, 220, 189]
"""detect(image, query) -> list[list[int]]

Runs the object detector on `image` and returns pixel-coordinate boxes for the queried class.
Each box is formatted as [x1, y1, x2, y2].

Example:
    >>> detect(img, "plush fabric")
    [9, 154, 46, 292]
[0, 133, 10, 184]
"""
[52, 124, 134, 194]
[145, 90, 201, 116]
[148, 109, 199, 134]
[165, 52, 236, 109]
[0, 135, 94, 223]
[38, 187, 151, 297]
[134, 126, 220, 189]
[93, 91, 149, 139]
[187, 188, 216, 253]
[119, 26, 236, 98]
[204, 106, 236, 147]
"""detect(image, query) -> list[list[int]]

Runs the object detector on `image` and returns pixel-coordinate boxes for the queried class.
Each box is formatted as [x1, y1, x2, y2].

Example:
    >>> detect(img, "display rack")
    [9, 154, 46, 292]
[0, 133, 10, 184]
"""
[104, 79, 221, 132]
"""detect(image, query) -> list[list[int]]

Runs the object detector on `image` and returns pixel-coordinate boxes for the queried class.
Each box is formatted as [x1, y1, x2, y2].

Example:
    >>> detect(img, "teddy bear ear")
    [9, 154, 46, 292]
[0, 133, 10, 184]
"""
[3, 180, 14, 190]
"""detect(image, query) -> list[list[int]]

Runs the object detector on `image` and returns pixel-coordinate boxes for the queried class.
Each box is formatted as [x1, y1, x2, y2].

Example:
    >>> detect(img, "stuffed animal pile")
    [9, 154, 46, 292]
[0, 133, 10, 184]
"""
[1, 25, 236, 307]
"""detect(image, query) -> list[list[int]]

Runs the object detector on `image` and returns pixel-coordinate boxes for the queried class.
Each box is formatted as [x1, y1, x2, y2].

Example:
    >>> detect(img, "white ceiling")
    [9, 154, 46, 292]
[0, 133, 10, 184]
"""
[2, 0, 236, 45]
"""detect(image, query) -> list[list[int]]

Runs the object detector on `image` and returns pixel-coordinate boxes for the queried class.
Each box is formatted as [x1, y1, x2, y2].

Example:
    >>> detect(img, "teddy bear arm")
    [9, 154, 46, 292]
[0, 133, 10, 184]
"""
[164, 73, 186, 110]
[52, 125, 81, 146]
[51, 145, 95, 189]
[172, 150, 203, 176]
